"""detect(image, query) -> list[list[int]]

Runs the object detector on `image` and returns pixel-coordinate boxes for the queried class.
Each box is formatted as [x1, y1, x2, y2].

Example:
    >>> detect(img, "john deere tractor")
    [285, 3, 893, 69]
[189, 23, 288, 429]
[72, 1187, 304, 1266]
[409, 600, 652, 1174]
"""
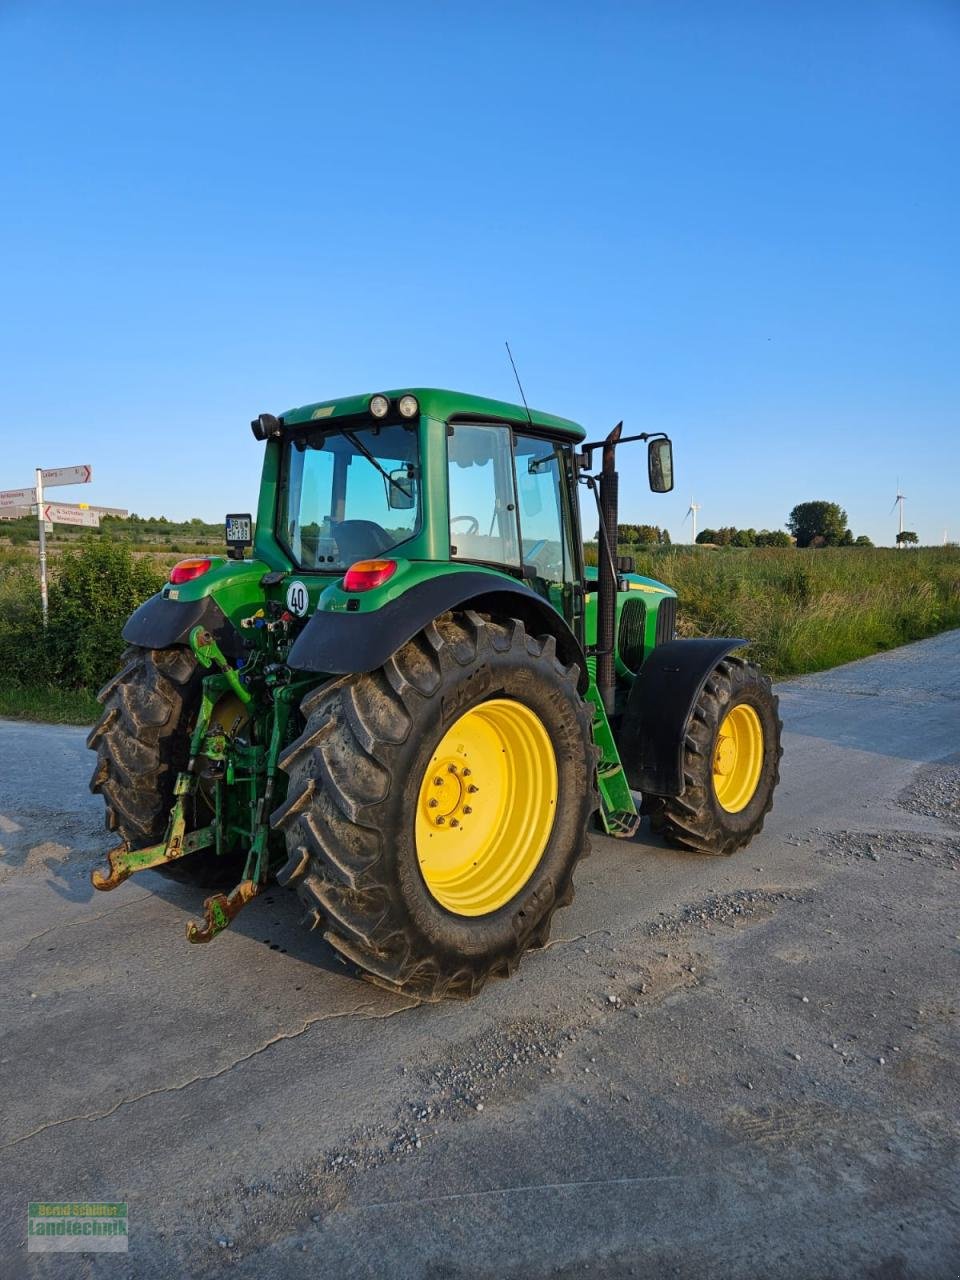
[89, 389, 781, 998]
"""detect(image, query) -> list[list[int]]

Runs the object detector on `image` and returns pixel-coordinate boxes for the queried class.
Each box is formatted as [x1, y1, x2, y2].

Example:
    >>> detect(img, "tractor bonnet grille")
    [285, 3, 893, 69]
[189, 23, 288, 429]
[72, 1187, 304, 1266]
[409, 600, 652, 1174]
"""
[618, 597, 647, 673]
[655, 596, 677, 646]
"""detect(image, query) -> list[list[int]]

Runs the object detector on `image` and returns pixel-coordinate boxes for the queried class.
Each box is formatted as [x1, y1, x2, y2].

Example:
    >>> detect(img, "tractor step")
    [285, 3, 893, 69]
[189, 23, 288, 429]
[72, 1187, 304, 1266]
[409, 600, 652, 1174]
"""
[584, 669, 639, 839]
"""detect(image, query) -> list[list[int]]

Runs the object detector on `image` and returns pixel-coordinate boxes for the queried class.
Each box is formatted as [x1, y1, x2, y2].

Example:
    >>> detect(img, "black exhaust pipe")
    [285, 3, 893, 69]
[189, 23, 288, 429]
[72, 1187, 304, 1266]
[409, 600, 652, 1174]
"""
[596, 422, 622, 716]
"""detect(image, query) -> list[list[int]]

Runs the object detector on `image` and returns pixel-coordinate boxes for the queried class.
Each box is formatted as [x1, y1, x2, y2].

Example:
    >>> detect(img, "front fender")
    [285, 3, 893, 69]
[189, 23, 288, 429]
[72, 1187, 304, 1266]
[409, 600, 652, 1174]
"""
[286, 572, 588, 692]
[617, 637, 748, 796]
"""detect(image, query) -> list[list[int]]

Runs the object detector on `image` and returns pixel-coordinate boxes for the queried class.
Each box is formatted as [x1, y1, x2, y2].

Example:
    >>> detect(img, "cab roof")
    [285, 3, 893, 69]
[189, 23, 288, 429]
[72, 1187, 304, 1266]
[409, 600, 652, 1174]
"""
[280, 387, 586, 443]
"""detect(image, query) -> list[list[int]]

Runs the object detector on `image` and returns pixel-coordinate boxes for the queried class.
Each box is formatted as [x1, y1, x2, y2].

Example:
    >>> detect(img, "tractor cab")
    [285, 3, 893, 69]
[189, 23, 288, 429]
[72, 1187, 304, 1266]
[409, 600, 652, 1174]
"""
[258, 389, 675, 665]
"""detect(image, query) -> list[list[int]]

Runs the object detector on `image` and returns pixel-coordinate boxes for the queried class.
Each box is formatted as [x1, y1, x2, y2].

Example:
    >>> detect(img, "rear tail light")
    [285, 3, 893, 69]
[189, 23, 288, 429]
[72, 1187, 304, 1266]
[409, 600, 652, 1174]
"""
[170, 558, 213, 585]
[343, 559, 397, 592]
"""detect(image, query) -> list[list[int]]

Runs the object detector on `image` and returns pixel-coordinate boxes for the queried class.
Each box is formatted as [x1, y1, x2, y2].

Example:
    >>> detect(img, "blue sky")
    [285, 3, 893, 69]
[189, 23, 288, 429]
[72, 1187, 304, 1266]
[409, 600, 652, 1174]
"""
[2, 1, 957, 545]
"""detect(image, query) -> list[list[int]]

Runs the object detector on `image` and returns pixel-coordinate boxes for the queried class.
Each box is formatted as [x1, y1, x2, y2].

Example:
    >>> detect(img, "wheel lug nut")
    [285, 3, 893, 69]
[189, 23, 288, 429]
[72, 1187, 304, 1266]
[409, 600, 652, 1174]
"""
[462, 767, 471, 777]
[435, 816, 445, 825]
[428, 798, 438, 808]
[467, 784, 479, 793]
[450, 819, 459, 828]
[433, 777, 443, 786]
[463, 806, 472, 815]
[447, 764, 458, 774]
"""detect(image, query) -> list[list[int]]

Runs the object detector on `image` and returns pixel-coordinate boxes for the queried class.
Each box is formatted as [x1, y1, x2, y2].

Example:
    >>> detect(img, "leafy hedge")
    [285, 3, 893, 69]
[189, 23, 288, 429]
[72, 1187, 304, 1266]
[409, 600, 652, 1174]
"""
[0, 539, 164, 694]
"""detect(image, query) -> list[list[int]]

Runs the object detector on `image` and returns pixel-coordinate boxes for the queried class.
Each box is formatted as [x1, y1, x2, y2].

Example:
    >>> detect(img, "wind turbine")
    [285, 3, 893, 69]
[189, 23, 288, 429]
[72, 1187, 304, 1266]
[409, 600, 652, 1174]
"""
[685, 498, 701, 544]
[890, 483, 906, 548]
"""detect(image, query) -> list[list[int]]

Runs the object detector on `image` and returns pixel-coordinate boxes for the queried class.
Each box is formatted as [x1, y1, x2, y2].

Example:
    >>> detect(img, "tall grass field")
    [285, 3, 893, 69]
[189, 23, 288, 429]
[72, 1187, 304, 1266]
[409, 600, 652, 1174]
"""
[1, 537, 958, 725]
[620, 545, 960, 676]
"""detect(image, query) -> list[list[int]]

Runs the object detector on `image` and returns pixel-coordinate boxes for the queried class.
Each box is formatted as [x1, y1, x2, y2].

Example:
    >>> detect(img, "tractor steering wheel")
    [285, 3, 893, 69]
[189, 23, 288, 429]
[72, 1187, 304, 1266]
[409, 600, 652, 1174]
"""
[450, 515, 480, 535]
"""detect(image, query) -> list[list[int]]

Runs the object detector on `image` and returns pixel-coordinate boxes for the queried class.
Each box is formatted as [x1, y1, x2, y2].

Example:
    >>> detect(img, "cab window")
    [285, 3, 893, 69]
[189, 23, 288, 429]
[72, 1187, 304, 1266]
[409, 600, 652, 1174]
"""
[447, 423, 520, 567]
[514, 434, 577, 602]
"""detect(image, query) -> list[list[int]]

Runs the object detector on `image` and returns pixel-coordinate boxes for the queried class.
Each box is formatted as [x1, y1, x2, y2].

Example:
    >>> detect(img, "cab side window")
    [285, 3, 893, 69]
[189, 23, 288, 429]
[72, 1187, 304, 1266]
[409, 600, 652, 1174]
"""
[514, 434, 577, 605]
[447, 423, 521, 567]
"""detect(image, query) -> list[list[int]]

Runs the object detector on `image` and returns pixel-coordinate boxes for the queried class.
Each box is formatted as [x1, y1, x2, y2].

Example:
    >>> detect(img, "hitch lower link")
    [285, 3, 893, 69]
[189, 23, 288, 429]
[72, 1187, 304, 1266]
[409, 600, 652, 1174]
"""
[90, 624, 285, 944]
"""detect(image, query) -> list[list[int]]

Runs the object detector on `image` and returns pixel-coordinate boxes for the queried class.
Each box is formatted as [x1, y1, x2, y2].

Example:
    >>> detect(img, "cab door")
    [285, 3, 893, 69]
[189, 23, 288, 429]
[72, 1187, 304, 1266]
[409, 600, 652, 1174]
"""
[513, 434, 582, 638]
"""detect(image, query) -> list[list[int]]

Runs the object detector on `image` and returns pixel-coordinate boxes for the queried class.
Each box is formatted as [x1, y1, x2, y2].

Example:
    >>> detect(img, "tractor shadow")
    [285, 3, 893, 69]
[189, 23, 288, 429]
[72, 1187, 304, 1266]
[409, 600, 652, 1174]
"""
[141, 871, 350, 975]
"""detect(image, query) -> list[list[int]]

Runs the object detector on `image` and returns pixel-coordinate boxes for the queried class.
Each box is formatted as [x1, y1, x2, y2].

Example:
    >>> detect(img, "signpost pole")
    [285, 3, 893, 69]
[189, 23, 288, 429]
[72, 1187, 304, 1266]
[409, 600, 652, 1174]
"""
[35, 468, 49, 627]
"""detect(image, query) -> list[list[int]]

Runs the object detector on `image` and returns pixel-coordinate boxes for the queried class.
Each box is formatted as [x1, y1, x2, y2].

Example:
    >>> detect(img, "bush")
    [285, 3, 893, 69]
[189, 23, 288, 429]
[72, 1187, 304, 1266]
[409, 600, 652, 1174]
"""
[0, 538, 164, 697]
[46, 540, 165, 689]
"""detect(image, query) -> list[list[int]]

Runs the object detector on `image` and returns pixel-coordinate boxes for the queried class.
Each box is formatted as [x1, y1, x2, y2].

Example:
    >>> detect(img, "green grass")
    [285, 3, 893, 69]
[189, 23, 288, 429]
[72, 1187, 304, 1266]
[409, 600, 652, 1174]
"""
[1, 544, 958, 725]
[622, 545, 960, 677]
[0, 684, 101, 725]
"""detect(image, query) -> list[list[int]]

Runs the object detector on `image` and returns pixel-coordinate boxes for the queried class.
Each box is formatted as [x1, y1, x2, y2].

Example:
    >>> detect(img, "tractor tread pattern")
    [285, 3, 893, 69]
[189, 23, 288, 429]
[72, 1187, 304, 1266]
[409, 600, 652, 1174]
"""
[87, 645, 198, 845]
[86, 644, 233, 885]
[648, 657, 783, 856]
[272, 612, 596, 1001]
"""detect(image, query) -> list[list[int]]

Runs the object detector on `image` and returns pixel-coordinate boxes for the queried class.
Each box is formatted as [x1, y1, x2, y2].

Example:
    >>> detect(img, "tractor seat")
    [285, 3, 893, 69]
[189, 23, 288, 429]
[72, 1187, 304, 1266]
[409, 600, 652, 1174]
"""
[331, 519, 395, 564]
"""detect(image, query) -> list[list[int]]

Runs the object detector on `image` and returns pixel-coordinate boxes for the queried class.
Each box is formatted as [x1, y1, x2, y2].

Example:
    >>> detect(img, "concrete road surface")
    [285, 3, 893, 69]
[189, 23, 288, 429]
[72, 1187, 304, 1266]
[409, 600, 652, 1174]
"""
[1, 632, 958, 1279]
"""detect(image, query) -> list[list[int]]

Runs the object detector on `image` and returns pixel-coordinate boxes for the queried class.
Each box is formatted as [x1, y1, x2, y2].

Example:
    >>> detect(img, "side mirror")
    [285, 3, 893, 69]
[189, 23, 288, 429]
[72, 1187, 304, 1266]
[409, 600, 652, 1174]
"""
[387, 469, 416, 510]
[648, 438, 674, 493]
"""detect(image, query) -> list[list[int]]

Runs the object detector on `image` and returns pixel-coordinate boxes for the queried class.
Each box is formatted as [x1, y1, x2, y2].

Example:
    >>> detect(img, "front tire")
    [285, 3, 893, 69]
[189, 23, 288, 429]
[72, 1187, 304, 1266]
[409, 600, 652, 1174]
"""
[271, 611, 596, 1000]
[647, 655, 782, 855]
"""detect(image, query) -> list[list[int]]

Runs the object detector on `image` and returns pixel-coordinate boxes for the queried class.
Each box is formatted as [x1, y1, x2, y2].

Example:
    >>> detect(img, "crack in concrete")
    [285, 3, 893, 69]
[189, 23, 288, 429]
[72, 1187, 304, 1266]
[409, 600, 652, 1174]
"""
[1, 998, 419, 1152]
[540, 928, 614, 952]
[2, 893, 154, 960]
[350, 1170, 693, 1213]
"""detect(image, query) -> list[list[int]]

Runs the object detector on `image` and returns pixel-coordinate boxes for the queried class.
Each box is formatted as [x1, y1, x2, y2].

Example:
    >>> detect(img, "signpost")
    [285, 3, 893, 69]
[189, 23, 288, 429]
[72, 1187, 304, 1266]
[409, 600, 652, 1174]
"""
[40, 504, 101, 529]
[1, 465, 125, 624]
[34, 465, 93, 626]
[0, 487, 37, 508]
[41, 464, 94, 488]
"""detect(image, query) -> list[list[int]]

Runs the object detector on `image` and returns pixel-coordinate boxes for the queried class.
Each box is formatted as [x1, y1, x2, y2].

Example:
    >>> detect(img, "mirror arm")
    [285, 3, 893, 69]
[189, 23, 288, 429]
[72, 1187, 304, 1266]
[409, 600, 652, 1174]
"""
[578, 430, 669, 474]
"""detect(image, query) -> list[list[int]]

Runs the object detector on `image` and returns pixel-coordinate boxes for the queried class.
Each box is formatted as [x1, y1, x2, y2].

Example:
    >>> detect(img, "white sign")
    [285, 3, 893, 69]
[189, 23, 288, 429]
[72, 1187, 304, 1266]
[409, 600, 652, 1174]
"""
[85, 505, 129, 518]
[38, 502, 128, 518]
[0, 487, 37, 506]
[43, 503, 101, 528]
[285, 580, 310, 617]
[41, 464, 93, 487]
[0, 505, 33, 520]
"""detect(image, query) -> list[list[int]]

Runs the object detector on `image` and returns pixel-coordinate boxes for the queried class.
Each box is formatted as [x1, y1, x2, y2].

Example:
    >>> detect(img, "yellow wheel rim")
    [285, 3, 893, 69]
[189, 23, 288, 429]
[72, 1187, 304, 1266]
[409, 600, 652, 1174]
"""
[712, 703, 764, 814]
[415, 698, 558, 917]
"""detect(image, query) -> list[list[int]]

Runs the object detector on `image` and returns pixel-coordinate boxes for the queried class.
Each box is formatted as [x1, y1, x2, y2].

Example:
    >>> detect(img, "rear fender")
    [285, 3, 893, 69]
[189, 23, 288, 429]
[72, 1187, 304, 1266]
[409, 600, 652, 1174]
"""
[122, 594, 242, 658]
[286, 572, 588, 693]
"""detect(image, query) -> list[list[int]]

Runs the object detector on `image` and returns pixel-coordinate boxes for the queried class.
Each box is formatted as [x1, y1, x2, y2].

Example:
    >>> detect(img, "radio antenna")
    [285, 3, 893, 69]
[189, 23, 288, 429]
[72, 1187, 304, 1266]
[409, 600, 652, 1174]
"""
[505, 340, 534, 427]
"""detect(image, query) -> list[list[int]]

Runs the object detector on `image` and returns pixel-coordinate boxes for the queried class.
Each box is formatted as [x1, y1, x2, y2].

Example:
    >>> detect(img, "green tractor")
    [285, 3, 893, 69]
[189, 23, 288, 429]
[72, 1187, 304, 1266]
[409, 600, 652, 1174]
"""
[89, 388, 782, 998]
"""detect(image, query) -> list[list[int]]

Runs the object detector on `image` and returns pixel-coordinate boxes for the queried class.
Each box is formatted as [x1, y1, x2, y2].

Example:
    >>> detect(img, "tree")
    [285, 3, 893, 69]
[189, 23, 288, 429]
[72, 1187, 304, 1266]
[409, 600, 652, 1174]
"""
[660, 528, 671, 546]
[896, 530, 919, 546]
[755, 529, 792, 547]
[854, 534, 874, 547]
[787, 501, 848, 548]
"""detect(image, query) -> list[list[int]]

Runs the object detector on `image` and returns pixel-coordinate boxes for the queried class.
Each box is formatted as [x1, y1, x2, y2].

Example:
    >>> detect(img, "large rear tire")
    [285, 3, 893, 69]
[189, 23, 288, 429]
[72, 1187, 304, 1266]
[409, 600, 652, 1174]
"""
[271, 611, 596, 1000]
[646, 655, 782, 855]
[87, 645, 238, 886]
